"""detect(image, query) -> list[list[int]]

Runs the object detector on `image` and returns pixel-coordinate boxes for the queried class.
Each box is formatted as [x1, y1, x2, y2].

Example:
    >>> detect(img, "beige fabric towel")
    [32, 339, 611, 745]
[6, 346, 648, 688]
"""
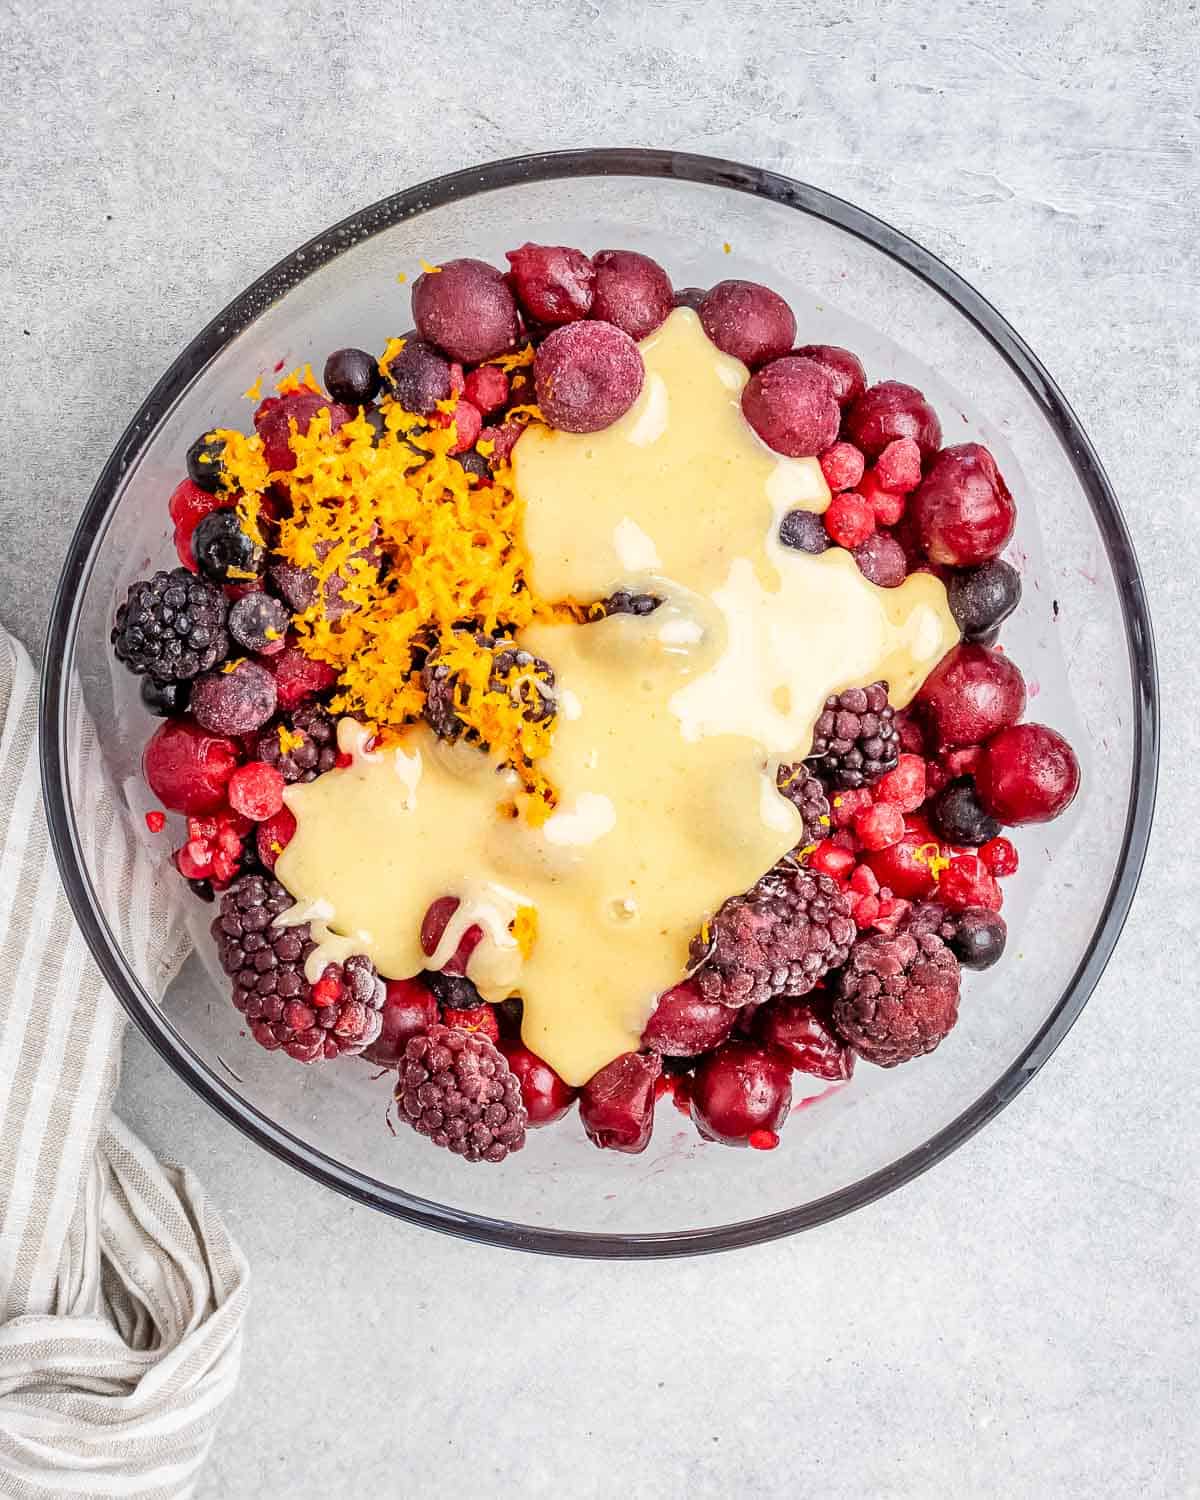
[0, 631, 248, 1497]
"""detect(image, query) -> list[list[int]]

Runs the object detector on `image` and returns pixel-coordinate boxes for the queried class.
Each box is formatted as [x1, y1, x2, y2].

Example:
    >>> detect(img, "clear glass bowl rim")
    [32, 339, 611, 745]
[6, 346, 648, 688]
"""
[39, 148, 1159, 1258]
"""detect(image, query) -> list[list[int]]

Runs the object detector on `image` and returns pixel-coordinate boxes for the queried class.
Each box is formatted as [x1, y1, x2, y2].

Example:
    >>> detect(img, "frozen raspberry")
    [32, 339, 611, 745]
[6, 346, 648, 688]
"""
[441, 1004, 501, 1044]
[462, 364, 509, 415]
[819, 441, 866, 492]
[742, 356, 840, 458]
[270, 644, 338, 710]
[506, 243, 595, 325]
[791, 344, 867, 407]
[691, 1042, 792, 1147]
[255, 806, 296, 870]
[699, 280, 796, 368]
[778, 509, 828, 554]
[535, 320, 644, 433]
[143, 718, 241, 815]
[447, 399, 482, 454]
[853, 532, 907, 587]
[911, 443, 1015, 566]
[254, 392, 353, 472]
[395, 1024, 527, 1162]
[947, 558, 1022, 640]
[807, 839, 856, 881]
[807, 681, 898, 789]
[590, 249, 673, 339]
[858, 469, 907, 528]
[823, 491, 876, 549]
[874, 753, 926, 811]
[929, 777, 1001, 847]
[854, 802, 904, 851]
[412, 258, 519, 364]
[874, 437, 923, 492]
[190, 658, 277, 735]
[479, 421, 522, 467]
[226, 761, 286, 821]
[776, 762, 832, 846]
[498, 1040, 578, 1126]
[641, 980, 737, 1056]
[833, 928, 961, 1066]
[917, 643, 1026, 749]
[691, 864, 855, 1008]
[976, 722, 1080, 825]
[843, 381, 942, 461]
[174, 809, 253, 888]
[362, 977, 439, 1066]
[939, 854, 1003, 912]
[756, 998, 855, 1080]
[579, 1051, 661, 1154]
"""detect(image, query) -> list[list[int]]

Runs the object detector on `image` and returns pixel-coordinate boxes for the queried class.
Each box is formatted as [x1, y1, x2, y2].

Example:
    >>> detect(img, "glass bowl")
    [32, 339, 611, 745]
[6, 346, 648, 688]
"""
[40, 150, 1158, 1257]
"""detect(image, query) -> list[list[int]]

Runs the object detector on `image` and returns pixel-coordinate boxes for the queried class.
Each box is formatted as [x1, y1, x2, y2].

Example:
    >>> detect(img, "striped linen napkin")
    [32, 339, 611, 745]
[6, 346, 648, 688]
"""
[0, 629, 248, 1498]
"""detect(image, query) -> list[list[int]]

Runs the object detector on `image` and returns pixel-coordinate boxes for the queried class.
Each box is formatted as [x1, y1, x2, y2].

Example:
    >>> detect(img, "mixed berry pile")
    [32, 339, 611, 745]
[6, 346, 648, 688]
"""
[112, 241, 1080, 1164]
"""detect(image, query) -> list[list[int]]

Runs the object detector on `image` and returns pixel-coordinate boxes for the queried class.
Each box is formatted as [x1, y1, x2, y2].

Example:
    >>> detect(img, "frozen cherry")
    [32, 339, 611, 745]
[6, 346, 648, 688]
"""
[742, 356, 839, 457]
[579, 1051, 662, 1154]
[929, 777, 1001, 846]
[778, 508, 828, 554]
[843, 381, 942, 461]
[791, 344, 867, 407]
[641, 980, 736, 1056]
[190, 658, 277, 735]
[853, 532, 907, 587]
[362, 977, 438, 1066]
[976, 723, 1080, 825]
[911, 444, 1015, 566]
[864, 815, 943, 900]
[419, 895, 482, 975]
[254, 392, 353, 472]
[534, 321, 644, 433]
[323, 347, 381, 406]
[699, 280, 796, 368]
[756, 999, 854, 1081]
[505, 243, 595, 325]
[382, 336, 453, 415]
[590, 249, 673, 339]
[947, 558, 1022, 639]
[691, 1041, 792, 1147]
[948, 907, 1007, 970]
[142, 718, 240, 815]
[917, 642, 1026, 748]
[270, 644, 337, 710]
[412, 257, 519, 363]
[499, 1040, 578, 1126]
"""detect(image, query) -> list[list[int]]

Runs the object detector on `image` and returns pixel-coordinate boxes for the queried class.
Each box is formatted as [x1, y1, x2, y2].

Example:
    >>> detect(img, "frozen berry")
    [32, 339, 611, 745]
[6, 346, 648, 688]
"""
[833, 928, 961, 1066]
[863, 815, 942, 900]
[691, 1041, 792, 1147]
[641, 980, 737, 1056]
[254, 392, 353, 472]
[226, 760, 286, 821]
[778, 508, 828, 554]
[270, 645, 337, 710]
[442, 1004, 501, 1044]
[579, 1051, 662, 1154]
[791, 344, 867, 407]
[808, 681, 897, 789]
[395, 1024, 526, 1162]
[980, 836, 1018, 876]
[112, 569, 230, 683]
[169, 478, 236, 573]
[917, 642, 1026, 748]
[756, 998, 855, 1080]
[875, 753, 927, 812]
[807, 840, 856, 881]
[381, 336, 453, 414]
[590, 249, 673, 339]
[948, 907, 1007, 970]
[534, 321, 644, 433]
[255, 806, 296, 870]
[323, 347, 381, 406]
[947, 559, 1022, 639]
[853, 532, 907, 587]
[498, 1040, 578, 1126]
[699, 280, 796, 368]
[419, 896, 483, 975]
[855, 802, 905, 851]
[176, 808, 253, 887]
[140, 675, 190, 717]
[191, 658, 277, 735]
[857, 470, 907, 528]
[823, 491, 875, 549]
[819, 441, 866, 492]
[939, 854, 1002, 912]
[844, 381, 942, 461]
[673, 286, 707, 311]
[874, 437, 923, 493]
[505, 243, 595, 325]
[143, 718, 240, 815]
[186, 433, 228, 494]
[911, 444, 1015, 566]
[412, 258, 519, 363]
[462, 364, 509, 415]
[192, 511, 265, 585]
[929, 777, 1001, 847]
[976, 723, 1080, 825]
[359, 977, 438, 1066]
[479, 421, 522, 467]
[742, 356, 839, 458]
[227, 592, 290, 656]
[448, 399, 482, 453]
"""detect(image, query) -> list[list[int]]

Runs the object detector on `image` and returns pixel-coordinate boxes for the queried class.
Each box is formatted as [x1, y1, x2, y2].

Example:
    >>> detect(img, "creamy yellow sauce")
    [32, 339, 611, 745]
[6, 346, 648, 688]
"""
[275, 309, 959, 1085]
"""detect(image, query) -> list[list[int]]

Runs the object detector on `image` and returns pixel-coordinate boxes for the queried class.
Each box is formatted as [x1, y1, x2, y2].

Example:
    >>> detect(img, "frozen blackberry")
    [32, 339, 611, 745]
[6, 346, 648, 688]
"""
[256, 705, 337, 783]
[775, 763, 831, 847]
[832, 927, 961, 1067]
[690, 863, 855, 1008]
[212, 875, 383, 1063]
[601, 590, 662, 617]
[422, 637, 556, 742]
[424, 969, 484, 1010]
[394, 1023, 527, 1163]
[112, 568, 229, 683]
[806, 680, 898, 789]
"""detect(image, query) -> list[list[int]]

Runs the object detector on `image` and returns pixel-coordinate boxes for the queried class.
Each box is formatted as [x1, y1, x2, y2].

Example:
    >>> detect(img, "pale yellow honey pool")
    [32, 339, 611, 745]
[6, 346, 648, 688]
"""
[275, 309, 958, 1085]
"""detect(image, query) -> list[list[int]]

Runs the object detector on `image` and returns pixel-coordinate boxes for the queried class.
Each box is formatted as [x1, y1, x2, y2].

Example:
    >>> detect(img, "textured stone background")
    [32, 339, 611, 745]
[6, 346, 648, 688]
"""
[2, 1, 1196, 1495]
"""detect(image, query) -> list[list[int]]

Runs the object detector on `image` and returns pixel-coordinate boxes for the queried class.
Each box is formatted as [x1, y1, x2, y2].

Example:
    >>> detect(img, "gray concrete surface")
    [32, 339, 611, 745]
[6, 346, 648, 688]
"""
[2, 1, 1196, 1495]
